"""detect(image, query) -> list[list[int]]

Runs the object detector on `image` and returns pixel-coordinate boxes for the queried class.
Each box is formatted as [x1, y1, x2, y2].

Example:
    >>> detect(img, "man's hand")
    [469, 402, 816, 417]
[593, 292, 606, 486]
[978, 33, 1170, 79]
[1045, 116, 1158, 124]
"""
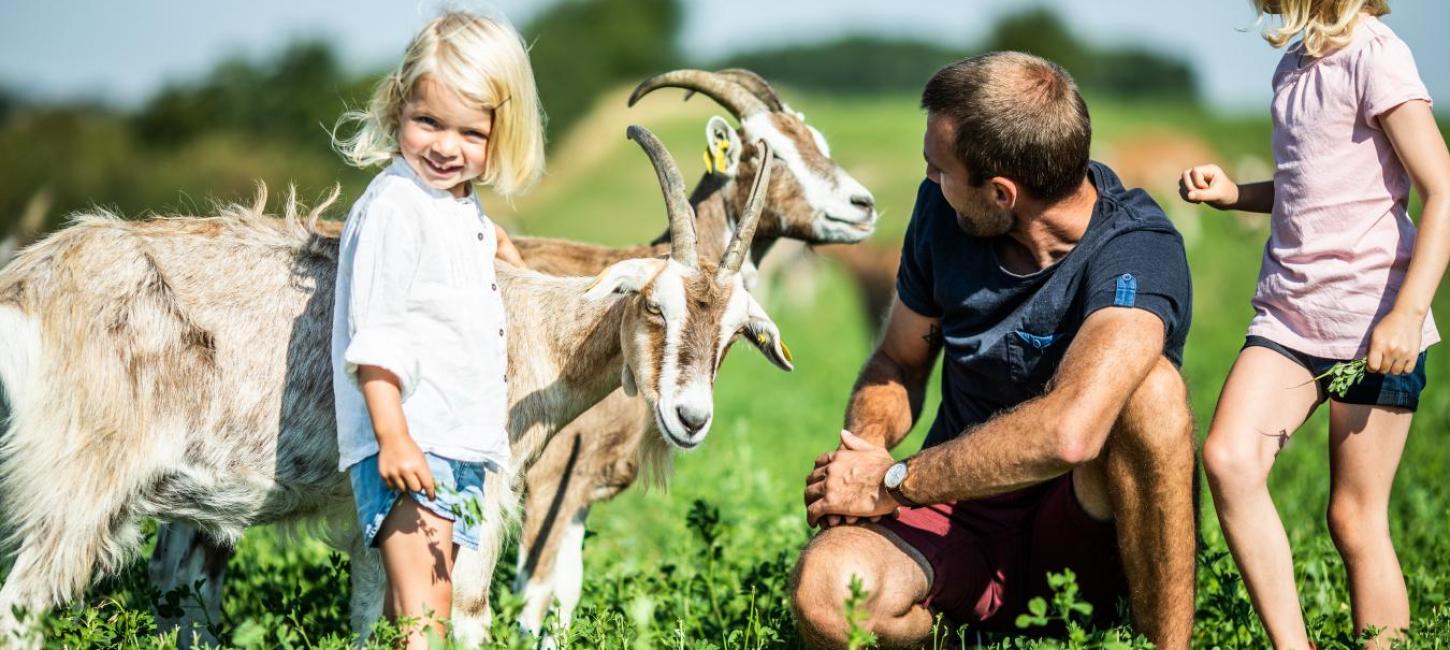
[1367, 309, 1424, 375]
[1179, 164, 1239, 209]
[804, 430, 900, 527]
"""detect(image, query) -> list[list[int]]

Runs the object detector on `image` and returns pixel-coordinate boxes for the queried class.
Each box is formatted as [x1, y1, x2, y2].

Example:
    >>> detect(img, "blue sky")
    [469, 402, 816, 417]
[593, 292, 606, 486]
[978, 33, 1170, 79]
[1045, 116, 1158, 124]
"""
[2, 0, 1446, 113]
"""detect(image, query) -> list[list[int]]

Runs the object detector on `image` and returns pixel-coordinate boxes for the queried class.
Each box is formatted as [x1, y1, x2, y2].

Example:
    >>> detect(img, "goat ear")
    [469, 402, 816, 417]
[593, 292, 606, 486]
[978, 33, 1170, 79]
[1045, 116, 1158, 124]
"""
[703, 116, 742, 177]
[743, 298, 793, 372]
[621, 365, 638, 397]
[584, 258, 664, 300]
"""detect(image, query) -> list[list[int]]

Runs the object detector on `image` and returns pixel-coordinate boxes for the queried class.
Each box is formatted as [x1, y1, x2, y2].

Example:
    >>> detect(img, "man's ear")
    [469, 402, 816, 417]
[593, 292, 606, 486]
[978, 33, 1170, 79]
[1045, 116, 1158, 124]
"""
[743, 297, 793, 372]
[989, 176, 1019, 211]
[584, 258, 665, 300]
[703, 116, 742, 177]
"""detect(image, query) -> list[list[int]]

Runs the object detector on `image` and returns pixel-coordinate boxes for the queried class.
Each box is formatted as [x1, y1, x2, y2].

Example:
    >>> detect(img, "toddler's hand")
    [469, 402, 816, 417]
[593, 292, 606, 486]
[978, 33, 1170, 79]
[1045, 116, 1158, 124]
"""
[377, 437, 436, 499]
[1179, 164, 1239, 209]
[1367, 310, 1423, 375]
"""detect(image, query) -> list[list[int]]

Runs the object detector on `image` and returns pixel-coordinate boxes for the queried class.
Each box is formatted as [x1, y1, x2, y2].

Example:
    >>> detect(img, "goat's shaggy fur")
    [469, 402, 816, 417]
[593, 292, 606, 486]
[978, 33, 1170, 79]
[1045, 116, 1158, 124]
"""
[0, 186, 641, 646]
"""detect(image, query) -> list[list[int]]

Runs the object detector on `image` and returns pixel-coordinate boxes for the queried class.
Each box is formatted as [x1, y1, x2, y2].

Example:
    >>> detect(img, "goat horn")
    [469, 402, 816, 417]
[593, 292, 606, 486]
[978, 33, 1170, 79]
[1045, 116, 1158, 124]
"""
[715, 68, 786, 112]
[628, 69, 768, 119]
[627, 125, 698, 268]
[718, 140, 773, 279]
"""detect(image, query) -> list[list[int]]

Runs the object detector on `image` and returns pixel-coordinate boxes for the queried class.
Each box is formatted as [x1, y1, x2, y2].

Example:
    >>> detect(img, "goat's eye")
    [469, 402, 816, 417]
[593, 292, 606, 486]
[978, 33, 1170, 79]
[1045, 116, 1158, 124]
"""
[644, 301, 662, 316]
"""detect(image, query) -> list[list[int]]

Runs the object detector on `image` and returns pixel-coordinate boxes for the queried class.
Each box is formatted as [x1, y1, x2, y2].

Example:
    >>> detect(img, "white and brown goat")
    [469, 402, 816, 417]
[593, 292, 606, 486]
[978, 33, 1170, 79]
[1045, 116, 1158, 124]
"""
[506, 69, 878, 637]
[0, 126, 786, 648]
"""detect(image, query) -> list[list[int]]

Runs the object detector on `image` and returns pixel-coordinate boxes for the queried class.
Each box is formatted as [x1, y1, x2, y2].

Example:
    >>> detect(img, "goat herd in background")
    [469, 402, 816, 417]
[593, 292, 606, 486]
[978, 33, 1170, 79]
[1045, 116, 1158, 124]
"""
[0, 69, 885, 647]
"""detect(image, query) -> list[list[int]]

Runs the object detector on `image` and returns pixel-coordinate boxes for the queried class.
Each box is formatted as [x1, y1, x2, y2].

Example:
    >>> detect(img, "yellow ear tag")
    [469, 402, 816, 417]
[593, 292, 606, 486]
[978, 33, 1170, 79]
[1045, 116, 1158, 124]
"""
[702, 148, 715, 174]
[712, 140, 731, 172]
[781, 340, 794, 363]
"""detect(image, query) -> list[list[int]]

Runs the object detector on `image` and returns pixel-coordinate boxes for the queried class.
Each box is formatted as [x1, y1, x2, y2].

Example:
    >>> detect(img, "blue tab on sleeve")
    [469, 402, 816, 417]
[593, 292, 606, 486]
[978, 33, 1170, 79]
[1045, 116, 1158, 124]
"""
[1114, 273, 1137, 307]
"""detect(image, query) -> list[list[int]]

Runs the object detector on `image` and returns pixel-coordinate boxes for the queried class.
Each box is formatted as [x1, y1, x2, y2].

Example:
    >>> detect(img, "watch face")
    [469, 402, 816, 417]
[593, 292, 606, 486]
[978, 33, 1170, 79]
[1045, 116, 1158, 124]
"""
[885, 462, 907, 489]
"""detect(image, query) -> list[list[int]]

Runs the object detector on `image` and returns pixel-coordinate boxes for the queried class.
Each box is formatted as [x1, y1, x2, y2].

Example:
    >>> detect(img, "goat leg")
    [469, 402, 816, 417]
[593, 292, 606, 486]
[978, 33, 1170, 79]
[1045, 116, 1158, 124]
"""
[148, 522, 230, 648]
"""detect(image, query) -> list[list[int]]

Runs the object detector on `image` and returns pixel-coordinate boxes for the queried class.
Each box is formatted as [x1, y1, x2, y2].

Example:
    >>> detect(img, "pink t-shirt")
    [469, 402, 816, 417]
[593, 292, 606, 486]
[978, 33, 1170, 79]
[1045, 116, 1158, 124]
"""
[1248, 14, 1439, 359]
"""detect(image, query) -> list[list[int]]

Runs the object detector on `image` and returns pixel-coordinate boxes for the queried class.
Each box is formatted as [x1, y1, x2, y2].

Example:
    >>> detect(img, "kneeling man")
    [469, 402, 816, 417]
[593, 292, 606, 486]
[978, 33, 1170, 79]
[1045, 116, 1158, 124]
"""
[794, 52, 1196, 649]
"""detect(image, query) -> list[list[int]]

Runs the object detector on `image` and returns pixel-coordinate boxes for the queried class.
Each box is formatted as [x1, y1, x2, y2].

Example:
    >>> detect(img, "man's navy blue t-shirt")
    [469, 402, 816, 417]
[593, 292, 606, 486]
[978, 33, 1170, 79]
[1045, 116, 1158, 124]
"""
[896, 161, 1192, 449]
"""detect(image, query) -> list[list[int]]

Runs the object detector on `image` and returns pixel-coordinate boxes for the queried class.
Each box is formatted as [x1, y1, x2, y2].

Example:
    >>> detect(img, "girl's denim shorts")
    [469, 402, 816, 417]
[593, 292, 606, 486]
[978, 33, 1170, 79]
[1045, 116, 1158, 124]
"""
[347, 453, 490, 550]
[1243, 335, 1428, 411]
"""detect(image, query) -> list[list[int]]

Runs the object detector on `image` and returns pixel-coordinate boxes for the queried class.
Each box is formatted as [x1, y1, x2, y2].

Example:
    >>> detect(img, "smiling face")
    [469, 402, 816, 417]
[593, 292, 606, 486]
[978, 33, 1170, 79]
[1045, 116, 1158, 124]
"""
[398, 75, 494, 197]
[924, 112, 1014, 238]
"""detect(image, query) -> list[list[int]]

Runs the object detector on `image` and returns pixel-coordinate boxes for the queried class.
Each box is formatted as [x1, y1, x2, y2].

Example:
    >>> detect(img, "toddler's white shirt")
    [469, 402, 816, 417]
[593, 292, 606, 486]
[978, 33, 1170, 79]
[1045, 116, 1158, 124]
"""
[332, 157, 511, 472]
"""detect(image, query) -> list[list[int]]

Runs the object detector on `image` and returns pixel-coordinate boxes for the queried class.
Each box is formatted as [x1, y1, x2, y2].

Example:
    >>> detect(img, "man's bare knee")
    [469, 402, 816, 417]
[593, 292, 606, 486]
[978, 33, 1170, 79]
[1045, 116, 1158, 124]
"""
[1115, 358, 1193, 454]
[791, 526, 928, 649]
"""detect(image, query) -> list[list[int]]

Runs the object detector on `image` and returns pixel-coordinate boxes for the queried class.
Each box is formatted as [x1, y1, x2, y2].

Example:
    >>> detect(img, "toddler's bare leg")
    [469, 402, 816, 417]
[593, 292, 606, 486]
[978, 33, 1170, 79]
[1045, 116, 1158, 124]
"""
[376, 497, 457, 650]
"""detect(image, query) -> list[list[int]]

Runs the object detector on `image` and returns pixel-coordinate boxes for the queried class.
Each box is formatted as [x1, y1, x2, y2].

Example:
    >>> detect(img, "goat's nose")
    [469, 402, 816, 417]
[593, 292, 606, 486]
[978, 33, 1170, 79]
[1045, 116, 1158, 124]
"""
[676, 404, 711, 435]
[850, 193, 875, 212]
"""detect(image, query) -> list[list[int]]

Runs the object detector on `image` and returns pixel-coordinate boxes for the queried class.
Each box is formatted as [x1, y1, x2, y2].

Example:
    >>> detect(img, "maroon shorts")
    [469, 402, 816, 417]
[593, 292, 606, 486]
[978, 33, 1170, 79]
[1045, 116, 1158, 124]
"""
[876, 475, 1126, 632]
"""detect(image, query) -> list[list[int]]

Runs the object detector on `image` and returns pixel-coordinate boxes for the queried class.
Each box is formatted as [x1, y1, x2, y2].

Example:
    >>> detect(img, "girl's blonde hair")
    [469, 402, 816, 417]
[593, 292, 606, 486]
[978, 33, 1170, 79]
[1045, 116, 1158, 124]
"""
[1253, 0, 1390, 58]
[334, 10, 545, 197]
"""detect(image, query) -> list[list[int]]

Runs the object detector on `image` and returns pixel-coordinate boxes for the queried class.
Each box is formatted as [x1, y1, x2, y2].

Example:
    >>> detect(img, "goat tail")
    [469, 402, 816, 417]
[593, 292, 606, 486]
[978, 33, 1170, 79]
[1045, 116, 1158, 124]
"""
[271, 181, 342, 237]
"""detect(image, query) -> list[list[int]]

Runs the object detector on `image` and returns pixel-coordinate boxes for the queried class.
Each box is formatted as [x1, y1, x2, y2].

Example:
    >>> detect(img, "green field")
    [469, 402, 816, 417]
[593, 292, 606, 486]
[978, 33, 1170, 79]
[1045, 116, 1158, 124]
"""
[23, 90, 1450, 648]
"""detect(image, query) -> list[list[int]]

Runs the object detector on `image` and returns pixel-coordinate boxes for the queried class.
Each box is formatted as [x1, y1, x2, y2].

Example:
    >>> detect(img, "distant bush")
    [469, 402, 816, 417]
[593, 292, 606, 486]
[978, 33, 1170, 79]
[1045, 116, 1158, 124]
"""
[717, 8, 1198, 102]
[719, 37, 963, 96]
[525, 0, 683, 146]
[984, 8, 1198, 101]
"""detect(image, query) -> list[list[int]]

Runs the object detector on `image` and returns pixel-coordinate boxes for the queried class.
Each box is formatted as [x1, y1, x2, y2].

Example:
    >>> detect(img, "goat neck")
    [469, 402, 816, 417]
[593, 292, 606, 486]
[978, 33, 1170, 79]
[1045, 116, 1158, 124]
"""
[498, 265, 630, 463]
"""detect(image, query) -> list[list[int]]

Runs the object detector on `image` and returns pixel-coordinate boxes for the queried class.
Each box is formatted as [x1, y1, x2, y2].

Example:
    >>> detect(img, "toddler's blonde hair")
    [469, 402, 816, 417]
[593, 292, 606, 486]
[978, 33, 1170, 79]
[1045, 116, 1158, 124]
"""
[1253, 0, 1390, 58]
[334, 10, 545, 197]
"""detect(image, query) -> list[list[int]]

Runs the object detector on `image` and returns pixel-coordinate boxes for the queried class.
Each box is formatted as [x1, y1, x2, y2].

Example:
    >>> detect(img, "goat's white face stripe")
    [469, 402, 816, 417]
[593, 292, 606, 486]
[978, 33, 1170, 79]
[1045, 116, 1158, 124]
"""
[651, 262, 690, 412]
[740, 114, 874, 233]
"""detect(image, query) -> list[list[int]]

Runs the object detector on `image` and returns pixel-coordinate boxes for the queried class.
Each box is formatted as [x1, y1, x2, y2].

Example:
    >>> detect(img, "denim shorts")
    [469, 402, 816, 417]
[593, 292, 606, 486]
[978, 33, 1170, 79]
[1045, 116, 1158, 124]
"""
[347, 453, 490, 550]
[1243, 335, 1428, 411]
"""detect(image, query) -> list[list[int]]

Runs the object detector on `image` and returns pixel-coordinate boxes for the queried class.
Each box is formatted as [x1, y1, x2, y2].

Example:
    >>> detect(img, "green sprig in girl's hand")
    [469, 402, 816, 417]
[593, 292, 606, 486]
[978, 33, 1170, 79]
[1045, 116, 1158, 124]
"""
[1311, 359, 1368, 399]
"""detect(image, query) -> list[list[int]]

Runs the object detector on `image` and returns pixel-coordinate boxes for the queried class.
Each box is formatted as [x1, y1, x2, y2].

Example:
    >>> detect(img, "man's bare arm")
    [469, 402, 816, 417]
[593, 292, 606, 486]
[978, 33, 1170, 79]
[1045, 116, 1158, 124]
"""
[843, 296, 942, 450]
[898, 306, 1165, 503]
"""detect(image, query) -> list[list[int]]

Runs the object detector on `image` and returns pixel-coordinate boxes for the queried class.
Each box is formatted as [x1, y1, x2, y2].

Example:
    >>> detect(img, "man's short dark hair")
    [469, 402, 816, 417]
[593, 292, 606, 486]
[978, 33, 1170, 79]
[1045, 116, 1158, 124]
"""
[921, 51, 1091, 203]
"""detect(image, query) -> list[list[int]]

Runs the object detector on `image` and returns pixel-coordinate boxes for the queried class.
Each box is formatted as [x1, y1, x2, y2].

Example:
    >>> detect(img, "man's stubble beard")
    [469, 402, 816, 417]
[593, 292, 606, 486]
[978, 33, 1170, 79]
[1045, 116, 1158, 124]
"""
[954, 200, 1014, 238]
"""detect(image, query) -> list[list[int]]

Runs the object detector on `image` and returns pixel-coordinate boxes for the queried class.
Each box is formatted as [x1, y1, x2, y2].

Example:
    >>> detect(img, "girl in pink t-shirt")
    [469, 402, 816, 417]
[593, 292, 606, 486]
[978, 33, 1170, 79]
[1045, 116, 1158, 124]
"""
[1182, 1, 1450, 647]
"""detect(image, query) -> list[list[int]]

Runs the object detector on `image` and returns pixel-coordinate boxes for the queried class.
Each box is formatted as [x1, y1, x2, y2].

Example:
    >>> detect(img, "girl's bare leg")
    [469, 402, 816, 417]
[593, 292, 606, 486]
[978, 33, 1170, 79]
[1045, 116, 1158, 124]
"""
[377, 497, 458, 649]
[1326, 401, 1413, 647]
[1202, 346, 1321, 649]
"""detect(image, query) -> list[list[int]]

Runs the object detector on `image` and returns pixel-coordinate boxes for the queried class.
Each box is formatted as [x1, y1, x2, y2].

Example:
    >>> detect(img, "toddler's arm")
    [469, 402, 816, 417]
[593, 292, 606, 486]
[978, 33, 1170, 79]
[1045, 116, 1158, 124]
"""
[495, 224, 526, 268]
[360, 365, 435, 498]
[1367, 99, 1450, 375]
[1179, 164, 1273, 214]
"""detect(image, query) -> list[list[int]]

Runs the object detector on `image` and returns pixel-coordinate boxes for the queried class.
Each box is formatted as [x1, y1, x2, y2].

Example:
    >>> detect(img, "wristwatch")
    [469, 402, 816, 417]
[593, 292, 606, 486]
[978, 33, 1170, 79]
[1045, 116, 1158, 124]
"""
[883, 460, 923, 508]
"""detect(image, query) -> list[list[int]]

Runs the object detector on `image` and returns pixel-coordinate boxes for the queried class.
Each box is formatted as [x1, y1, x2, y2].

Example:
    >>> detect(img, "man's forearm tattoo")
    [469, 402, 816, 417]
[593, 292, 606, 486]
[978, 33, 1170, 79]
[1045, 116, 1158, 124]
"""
[924, 324, 944, 348]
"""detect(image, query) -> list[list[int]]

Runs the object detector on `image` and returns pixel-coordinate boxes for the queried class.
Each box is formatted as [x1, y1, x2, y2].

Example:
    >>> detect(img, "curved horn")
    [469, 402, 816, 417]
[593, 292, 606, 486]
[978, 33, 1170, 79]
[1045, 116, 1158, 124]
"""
[718, 140, 773, 279]
[627, 125, 698, 268]
[715, 68, 786, 112]
[628, 69, 768, 119]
